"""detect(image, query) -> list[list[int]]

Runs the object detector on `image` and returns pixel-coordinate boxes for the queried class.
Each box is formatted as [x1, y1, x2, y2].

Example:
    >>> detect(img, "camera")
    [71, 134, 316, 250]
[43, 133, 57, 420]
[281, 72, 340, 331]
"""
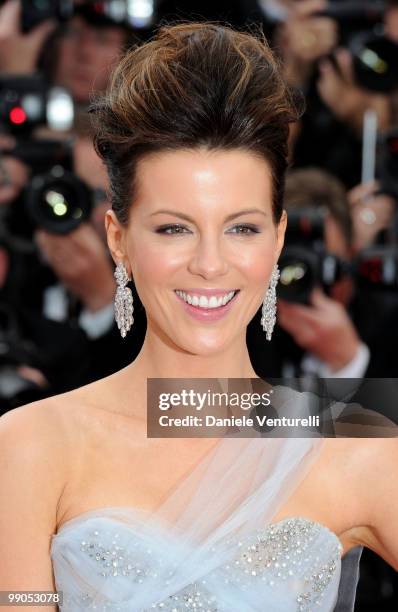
[317, 1, 386, 28]
[20, 0, 156, 32]
[0, 75, 95, 235]
[0, 74, 73, 135]
[26, 163, 94, 235]
[313, 1, 398, 93]
[278, 205, 398, 306]
[278, 208, 352, 305]
[5, 139, 95, 236]
[20, 0, 73, 33]
[355, 245, 398, 290]
[349, 31, 398, 93]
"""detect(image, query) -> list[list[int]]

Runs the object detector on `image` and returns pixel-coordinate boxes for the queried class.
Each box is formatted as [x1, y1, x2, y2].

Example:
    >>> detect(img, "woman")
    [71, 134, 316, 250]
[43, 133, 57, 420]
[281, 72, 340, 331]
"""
[0, 21, 397, 612]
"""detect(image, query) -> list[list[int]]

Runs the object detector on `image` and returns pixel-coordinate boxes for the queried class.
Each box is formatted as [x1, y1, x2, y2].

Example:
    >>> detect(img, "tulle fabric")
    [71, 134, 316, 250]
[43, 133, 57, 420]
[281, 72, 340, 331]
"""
[51, 384, 342, 610]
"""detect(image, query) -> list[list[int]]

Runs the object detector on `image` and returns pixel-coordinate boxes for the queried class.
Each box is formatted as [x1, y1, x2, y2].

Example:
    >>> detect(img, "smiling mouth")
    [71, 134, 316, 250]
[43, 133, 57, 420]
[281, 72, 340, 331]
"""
[174, 290, 240, 309]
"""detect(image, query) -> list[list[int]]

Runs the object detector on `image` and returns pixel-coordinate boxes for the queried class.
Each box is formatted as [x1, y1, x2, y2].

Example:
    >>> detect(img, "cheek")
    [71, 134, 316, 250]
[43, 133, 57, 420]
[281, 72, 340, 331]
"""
[128, 240, 183, 295]
[232, 237, 277, 286]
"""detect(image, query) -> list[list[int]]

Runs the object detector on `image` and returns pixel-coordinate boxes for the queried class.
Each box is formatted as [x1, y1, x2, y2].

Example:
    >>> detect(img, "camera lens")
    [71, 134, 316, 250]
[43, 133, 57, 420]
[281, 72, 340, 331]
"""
[351, 32, 398, 93]
[278, 247, 317, 304]
[26, 166, 92, 235]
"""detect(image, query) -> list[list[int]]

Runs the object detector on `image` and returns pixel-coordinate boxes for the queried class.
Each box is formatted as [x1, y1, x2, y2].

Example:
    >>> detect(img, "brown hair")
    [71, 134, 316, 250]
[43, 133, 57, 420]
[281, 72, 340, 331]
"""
[91, 21, 302, 226]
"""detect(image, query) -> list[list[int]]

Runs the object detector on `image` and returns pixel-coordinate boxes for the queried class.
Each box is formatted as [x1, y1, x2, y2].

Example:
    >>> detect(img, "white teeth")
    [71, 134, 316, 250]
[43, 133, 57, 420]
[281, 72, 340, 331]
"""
[175, 290, 236, 309]
[208, 296, 220, 308]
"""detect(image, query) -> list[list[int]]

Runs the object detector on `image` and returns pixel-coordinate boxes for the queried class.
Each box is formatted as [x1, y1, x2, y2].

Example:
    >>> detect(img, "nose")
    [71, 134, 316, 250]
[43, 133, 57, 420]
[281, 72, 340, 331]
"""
[187, 234, 229, 280]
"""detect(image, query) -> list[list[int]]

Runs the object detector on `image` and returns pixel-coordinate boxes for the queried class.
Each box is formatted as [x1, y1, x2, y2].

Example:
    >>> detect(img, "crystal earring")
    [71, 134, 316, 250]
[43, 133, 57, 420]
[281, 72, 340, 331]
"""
[114, 262, 134, 338]
[261, 263, 280, 341]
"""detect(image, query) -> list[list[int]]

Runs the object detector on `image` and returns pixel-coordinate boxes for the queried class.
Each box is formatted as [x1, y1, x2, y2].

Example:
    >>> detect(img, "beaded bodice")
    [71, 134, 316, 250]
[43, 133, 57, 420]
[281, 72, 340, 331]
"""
[51, 511, 342, 611]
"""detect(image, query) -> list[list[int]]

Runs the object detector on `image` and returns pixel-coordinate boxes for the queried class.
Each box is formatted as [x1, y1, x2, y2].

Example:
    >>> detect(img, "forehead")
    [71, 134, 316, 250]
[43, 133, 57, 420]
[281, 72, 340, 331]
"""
[133, 148, 273, 210]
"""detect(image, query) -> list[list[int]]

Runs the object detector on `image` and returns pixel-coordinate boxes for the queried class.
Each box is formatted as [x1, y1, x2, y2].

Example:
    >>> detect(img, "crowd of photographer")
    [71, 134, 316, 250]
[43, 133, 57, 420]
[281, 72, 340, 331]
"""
[0, 0, 397, 422]
[246, 0, 398, 406]
[0, 0, 149, 408]
[0, 0, 397, 608]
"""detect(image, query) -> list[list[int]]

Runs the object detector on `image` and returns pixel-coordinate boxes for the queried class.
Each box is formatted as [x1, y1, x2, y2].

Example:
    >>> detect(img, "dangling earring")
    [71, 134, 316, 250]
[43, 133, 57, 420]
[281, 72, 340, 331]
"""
[261, 263, 280, 341]
[114, 262, 134, 338]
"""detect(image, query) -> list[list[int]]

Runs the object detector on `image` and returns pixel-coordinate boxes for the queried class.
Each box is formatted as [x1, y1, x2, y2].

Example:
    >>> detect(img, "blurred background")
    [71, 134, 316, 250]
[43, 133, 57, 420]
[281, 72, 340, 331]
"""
[0, 0, 397, 608]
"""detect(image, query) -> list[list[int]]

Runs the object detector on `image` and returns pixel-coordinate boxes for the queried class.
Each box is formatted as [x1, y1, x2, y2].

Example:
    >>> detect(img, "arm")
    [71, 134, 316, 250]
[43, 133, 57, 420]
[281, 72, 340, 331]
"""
[0, 401, 67, 610]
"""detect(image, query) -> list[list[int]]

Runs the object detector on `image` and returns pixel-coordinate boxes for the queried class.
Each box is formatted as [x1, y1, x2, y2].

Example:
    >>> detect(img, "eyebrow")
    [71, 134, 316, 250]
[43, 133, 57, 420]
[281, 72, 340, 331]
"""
[149, 208, 268, 222]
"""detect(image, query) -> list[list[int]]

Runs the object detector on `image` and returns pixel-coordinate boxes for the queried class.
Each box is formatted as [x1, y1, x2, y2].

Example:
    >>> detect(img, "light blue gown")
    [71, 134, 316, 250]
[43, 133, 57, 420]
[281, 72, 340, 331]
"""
[51, 387, 344, 611]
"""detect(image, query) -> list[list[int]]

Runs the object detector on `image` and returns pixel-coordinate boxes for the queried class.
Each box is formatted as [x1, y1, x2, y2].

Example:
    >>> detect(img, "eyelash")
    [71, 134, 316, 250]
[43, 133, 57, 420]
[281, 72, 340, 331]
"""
[155, 224, 261, 235]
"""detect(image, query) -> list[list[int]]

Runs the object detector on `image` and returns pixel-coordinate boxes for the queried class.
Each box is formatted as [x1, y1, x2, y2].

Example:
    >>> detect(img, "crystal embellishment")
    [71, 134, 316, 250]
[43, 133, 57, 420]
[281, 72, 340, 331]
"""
[80, 529, 161, 580]
[56, 517, 342, 611]
[114, 262, 134, 338]
[261, 263, 280, 341]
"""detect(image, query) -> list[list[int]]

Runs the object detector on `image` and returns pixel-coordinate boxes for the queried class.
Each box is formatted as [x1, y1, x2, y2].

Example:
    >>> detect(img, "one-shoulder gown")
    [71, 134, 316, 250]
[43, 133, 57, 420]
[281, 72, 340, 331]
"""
[51, 387, 345, 611]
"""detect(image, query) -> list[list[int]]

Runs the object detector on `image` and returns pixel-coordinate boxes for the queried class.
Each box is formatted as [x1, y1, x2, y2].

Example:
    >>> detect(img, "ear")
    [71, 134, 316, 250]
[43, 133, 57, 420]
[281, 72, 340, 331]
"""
[105, 209, 127, 266]
[275, 209, 287, 261]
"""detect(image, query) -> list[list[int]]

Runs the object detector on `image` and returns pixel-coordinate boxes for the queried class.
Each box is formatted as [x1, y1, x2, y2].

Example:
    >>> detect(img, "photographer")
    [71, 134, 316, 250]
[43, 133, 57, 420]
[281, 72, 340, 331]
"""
[0, 228, 97, 413]
[0, 0, 137, 105]
[0, 124, 143, 407]
[248, 167, 397, 380]
[317, 0, 398, 134]
[16, 135, 143, 394]
[273, 0, 339, 90]
[270, 0, 398, 189]
[0, 2, 148, 408]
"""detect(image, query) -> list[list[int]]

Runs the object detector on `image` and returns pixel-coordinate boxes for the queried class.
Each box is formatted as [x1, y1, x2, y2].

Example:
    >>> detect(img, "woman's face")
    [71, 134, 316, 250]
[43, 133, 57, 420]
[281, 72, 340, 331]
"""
[107, 148, 287, 355]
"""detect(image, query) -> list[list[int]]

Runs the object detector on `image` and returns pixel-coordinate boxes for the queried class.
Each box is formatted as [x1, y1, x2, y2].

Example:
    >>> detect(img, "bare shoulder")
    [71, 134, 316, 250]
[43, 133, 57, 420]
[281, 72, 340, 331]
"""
[311, 437, 398, 521]
[12, 363, 126, 418]
[0, 384, 89, 447]
[320, 437, 398, 566]
[0, 390, 83, 501]
[320, 436, 398, 462]
[347, 437, 398, 569]
[0, 372, 116, 478]
[319, 437, 398, 490]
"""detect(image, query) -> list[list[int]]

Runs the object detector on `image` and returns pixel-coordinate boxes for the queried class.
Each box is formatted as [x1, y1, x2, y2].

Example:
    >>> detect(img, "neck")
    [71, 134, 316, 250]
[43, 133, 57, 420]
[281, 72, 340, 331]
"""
[128, 327, 258, 381]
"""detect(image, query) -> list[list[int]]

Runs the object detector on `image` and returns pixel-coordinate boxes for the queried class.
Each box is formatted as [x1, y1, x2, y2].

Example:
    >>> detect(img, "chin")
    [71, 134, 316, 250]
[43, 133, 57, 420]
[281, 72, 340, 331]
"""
[173, 330, 235, 357]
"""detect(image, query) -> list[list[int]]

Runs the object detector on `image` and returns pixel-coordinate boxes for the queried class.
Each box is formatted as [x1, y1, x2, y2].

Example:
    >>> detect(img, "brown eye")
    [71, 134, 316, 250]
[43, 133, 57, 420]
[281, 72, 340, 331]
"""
[155, 224, 191, 235]
[228, 224, 260, 235]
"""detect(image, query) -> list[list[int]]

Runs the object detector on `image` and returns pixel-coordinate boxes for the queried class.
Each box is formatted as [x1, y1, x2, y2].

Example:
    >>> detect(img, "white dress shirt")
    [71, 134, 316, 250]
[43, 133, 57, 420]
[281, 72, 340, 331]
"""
[43, 283, 114, 340]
